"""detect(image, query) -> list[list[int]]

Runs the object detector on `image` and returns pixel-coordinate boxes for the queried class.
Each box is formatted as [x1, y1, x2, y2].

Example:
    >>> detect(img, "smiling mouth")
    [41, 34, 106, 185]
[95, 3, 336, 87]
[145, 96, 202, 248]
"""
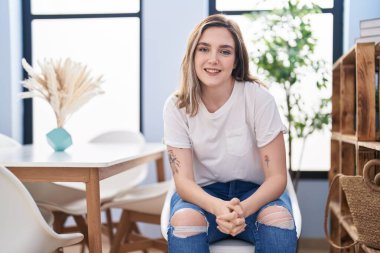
[204, 68, 221, 73]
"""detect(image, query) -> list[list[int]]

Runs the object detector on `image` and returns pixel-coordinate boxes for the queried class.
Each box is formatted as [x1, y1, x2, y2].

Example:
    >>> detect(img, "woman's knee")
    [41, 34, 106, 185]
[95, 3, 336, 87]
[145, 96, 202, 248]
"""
[170, 208, 208, 238]
[257, 205, 294, 230]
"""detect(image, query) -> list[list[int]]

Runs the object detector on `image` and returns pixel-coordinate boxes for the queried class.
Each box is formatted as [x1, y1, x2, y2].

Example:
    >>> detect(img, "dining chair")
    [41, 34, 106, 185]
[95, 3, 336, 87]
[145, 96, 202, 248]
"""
[54, 130, 149, 201]
[0, 133, 55, 226]
[0, 165, 83, 253]
[160, 172, 302, 252]
[103, 180, 170, 253]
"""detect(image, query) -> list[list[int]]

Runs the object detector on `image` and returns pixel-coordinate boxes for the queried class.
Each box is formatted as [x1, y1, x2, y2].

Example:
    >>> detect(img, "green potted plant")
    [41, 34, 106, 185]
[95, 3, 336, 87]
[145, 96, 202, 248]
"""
[245, 0, 331, 188]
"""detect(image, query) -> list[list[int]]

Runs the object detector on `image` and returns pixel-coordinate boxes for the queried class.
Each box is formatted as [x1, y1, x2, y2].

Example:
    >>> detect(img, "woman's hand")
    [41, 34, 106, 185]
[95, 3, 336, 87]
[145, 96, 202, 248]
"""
[215, 198, 246, 236]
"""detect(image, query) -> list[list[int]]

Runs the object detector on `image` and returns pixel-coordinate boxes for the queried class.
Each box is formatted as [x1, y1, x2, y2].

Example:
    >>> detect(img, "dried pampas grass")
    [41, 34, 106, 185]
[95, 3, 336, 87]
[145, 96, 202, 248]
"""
[20, 58, 104, 127]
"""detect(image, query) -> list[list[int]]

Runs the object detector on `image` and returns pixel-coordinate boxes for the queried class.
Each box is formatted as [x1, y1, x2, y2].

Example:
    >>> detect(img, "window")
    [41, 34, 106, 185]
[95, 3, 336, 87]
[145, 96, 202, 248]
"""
[210, 0, 343, 173]
[22, 0, 141, 145]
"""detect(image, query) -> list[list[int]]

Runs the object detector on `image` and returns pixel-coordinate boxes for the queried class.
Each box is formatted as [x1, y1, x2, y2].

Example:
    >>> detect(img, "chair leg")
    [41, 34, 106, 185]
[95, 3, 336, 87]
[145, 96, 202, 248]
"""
[110, 210, 132, 253]
[73, 215, 89, 249]
[53, 211, 68, 233]
[105, 208, 114, 243]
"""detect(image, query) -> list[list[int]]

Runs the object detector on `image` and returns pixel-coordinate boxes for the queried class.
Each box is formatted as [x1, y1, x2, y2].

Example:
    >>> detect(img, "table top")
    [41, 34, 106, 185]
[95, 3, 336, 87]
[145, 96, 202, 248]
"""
[0, 142, 166, 168]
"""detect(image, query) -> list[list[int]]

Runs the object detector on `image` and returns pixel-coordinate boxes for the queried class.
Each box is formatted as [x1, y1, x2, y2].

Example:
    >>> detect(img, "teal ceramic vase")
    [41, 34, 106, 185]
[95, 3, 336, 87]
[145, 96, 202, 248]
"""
[46, 127, 72, 152]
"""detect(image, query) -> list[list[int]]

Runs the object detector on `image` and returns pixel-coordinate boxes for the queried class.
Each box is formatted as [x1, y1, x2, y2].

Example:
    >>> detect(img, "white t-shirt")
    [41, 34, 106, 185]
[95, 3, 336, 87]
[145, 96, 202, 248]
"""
[163, 81, 286, 186]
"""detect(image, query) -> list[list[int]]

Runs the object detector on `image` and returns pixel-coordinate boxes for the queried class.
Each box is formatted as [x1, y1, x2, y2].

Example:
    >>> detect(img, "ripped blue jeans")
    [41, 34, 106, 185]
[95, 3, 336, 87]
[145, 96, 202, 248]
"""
[168, 180, 297, 253]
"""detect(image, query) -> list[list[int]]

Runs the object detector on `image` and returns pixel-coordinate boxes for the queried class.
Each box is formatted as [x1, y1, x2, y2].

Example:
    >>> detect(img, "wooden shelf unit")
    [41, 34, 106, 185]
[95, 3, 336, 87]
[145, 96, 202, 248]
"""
[329, 42, 380, 253]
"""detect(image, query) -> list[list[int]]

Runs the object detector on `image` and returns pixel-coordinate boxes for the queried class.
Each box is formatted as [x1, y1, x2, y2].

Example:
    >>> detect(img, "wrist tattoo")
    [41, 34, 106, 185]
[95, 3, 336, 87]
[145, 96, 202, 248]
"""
[168, 150, 180, 174]
[264, 155, 270, 168]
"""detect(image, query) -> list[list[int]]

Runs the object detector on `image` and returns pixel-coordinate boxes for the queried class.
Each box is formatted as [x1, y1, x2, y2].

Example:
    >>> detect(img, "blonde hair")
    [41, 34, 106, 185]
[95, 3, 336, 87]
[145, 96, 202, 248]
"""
[176, 14, 263, 116]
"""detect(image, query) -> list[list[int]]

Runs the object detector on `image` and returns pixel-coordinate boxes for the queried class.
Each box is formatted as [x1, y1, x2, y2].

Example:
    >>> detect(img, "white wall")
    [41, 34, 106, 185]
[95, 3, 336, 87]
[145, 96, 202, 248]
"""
[343, 0, 380, 52]
[0, 0, 23, 142]
[142, 0, 208, 142]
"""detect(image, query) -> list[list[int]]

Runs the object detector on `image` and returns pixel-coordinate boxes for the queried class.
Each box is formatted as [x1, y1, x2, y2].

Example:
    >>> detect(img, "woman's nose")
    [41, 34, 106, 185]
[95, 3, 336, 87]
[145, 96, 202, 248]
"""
[208, 51, 219, 64]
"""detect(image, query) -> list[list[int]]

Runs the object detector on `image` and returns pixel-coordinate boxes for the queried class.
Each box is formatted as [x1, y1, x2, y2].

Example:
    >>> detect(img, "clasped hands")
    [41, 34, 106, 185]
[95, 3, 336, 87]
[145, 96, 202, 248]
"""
[215, 198, 246, 236]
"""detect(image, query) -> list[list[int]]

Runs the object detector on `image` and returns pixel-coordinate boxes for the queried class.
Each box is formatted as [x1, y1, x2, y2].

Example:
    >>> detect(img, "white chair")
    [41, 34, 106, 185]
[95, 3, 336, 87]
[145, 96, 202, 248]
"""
[54, 130, 149, 201]
[0, 165, 83, 253]
[0, 133, 54, 226]
[160, 172, 302, 252]
[102, 180, 171, 253]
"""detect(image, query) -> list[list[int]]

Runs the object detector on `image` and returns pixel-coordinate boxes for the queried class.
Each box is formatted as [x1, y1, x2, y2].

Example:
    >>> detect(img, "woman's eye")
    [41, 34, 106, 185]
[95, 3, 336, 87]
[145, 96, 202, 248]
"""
[220, 50, 232, 56]
[198, 47, 209, 53]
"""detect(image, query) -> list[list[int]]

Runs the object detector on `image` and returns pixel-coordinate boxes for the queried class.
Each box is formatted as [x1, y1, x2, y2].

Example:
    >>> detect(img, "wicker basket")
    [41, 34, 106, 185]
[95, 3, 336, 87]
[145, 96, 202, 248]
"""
[325, 159, 380, 250]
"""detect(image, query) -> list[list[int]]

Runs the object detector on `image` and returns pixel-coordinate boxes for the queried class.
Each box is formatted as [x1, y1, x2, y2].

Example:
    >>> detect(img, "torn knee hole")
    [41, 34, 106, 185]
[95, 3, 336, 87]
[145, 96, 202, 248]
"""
[170, 208, 208, 238]
[257, 205, 294, 230]
[172, 225, 208, 238]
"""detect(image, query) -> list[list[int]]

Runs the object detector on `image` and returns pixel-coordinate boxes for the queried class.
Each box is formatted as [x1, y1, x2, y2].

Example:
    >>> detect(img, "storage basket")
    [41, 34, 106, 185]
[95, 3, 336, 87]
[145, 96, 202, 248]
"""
[325, 159, 380, 250]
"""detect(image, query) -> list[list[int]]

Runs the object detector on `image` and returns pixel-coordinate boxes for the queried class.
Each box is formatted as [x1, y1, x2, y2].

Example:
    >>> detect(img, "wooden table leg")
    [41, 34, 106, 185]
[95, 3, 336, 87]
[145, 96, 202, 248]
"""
[155, 154, 166, 182]
[86, 168, 102, 253]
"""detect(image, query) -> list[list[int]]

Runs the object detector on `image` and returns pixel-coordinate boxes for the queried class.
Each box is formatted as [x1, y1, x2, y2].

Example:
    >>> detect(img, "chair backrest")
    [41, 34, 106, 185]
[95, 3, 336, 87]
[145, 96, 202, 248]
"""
[0, 133, 21, 148]
[161, 171, 302, 245]
[55, 130, 149, 201]
[0, 165, 83, 253]
[89, 130, 146, 144]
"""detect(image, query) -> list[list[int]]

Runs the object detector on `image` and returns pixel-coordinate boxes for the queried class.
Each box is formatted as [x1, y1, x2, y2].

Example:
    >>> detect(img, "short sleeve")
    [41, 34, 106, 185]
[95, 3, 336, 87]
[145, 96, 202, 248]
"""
[163, 95, 192, 148]
[252, 88, 287, 148]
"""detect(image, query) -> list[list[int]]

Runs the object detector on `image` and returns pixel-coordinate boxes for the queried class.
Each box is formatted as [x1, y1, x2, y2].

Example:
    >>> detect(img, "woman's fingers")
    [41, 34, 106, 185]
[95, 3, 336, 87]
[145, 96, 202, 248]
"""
[227, 198, 244, 217]
[231, 223, 247, 237]
[216, 221, 233, 234]
[216, 218, 246, 236]
[230, 197, 240, 205]
[217, 210, 237, 221]
[216, 215, 246, 235]
[217, 225, 230, 234]
[232, 217, 245, 226]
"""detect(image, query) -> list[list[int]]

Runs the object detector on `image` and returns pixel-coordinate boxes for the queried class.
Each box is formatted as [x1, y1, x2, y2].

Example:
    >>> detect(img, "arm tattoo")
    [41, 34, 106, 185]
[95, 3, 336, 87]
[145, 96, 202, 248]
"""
[264, 155, 270, 168]
[168, 150, 180, 175]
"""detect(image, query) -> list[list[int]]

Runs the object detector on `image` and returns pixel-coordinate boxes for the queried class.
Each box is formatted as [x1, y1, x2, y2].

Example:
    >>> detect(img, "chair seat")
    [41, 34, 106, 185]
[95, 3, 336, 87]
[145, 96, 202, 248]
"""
[24, 182, 88, 215]
[210, 239, 254, 253]
[54, 165, 148, 201]
[102, 181, 171, 215]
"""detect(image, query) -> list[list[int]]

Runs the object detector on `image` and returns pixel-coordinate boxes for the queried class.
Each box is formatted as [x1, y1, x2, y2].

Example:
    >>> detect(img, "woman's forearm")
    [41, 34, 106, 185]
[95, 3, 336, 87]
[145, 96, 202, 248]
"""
[241, 174, 286, 217]
[175, 177, 222, 214]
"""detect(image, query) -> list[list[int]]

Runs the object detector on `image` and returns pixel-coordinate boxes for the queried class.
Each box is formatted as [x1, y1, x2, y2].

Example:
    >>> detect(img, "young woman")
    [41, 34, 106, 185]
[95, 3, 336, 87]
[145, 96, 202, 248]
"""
[163, 14, 297, 253]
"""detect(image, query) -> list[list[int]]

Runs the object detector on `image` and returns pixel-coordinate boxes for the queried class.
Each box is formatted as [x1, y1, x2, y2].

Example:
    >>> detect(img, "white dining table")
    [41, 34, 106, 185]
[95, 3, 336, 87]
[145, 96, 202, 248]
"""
[0, 142, 166, 253]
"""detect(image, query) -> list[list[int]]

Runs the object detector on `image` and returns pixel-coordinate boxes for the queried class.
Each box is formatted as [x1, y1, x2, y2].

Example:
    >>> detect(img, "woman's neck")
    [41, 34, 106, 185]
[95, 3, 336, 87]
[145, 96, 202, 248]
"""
[201, 79, 235, 113]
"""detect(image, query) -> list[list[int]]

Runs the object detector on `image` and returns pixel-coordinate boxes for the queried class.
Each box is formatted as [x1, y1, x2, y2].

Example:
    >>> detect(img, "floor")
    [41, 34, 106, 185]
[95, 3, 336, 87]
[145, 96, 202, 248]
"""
[64, 235, 329, 253]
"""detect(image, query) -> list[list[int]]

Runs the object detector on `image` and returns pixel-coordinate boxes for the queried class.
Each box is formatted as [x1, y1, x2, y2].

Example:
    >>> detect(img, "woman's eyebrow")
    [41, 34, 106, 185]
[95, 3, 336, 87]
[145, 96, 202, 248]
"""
[197, 42, 210, 47]
[197, 42, 234, 49]
[219, 45, 234, 49]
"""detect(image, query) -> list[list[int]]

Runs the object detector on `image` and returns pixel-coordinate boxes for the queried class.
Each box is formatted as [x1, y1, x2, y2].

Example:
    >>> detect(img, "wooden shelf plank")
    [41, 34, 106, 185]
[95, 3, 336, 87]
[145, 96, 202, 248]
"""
[331, 132, 341, 141]
[333, 44, 355, 70]
[331, 132, 357, 144]
[330, 202, 358, 241]
[333, 59, 341, 71]
[356, 43, 376, 141]
[358, 141, 380, 151]
[376, 42, 380, 57]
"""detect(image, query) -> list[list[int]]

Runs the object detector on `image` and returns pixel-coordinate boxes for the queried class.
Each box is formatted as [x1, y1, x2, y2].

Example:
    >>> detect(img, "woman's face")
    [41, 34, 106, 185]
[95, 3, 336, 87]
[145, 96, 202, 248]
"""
[194, 27, 236, 89]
